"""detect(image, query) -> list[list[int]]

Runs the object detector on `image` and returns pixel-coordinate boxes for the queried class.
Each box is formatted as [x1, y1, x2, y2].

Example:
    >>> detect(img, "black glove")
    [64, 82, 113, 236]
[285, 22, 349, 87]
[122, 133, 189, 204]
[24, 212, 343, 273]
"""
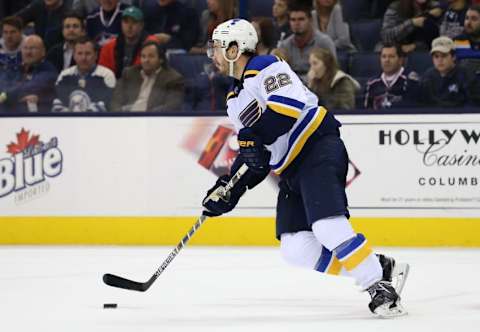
[237, 127, 271, 174]
[202, 175, 247, 217]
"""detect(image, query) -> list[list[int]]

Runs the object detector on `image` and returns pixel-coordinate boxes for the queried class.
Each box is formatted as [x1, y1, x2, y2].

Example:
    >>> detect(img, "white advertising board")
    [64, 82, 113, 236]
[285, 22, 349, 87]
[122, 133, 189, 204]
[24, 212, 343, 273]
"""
[0, 114, 479, 218]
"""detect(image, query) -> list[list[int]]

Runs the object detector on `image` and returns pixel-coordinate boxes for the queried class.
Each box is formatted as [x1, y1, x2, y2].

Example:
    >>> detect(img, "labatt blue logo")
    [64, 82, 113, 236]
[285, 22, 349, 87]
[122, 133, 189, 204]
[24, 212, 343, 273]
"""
[0, 128, 63, 200]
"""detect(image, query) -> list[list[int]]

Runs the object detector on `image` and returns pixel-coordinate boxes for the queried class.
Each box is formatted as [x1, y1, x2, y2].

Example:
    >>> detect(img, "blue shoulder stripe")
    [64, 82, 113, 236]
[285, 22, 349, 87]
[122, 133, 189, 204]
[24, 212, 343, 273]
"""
[242, 55, 280, 79]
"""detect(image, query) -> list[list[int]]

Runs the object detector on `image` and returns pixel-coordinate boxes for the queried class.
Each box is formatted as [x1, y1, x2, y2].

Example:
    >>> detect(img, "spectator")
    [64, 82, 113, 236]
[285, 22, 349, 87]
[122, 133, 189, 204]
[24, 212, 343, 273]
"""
[15, 0, 74, 49]
[0, 16, 24, 73]
[86, 0, 128, 46]
[311, 0, 355, 52]
[47, 11, 85, 72]
[439, 0, 469, 39]
[454, 5, 480, 73]
[364, 44, 420, 109]
[307, 47, 359, 110]
[277, 3, 336, 79]
[0, 35, 57, 113]
[142, 0, 199, 51]
[111, 41, 184, 112]
[191, 0, 236, 53]
[421, 36, 480, 107]
[98, 6, 158, 78]
[53, 36, 116, 112]
[252, 17, 278, 55]
[380, 0, 442, 53]
[73, 0, 132, 17]
[272, 0, 292, 44]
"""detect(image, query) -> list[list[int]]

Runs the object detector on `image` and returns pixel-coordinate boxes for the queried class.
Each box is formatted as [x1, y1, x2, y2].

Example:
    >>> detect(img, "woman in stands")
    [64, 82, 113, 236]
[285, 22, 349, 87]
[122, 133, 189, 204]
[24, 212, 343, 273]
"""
[311, 0, 356, 52]
[191, 0, 236, 53]
[252, 17, 278, 55]
[381, 0, 443, 53]
[307, 47, 360, 110]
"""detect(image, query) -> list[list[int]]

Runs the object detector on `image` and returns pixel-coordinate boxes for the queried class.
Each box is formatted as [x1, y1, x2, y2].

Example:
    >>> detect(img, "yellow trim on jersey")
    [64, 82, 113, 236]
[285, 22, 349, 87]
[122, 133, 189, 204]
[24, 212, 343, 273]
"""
[226, 91, 236, 101]
[274, 107, 327, 175]
[244, 70, 260, 77]
[340, 243, 373, 271]
[267, 102, 300, 119]
[326, 258, 343, 275]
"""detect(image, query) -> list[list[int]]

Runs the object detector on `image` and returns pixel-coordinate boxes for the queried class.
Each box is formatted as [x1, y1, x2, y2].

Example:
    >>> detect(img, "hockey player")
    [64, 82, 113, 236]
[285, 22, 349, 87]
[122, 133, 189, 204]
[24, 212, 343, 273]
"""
[202, 19, 409, 318]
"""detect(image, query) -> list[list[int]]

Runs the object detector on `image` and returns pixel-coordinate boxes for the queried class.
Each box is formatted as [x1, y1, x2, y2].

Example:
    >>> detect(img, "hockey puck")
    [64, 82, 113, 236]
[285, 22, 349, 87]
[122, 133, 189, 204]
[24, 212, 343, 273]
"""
[103, 303, 117, 309]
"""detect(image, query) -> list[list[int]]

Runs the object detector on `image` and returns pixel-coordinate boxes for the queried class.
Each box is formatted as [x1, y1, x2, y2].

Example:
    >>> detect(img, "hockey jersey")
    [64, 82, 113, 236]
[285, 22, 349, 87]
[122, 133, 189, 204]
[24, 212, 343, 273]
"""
[226, 55, 340, 175]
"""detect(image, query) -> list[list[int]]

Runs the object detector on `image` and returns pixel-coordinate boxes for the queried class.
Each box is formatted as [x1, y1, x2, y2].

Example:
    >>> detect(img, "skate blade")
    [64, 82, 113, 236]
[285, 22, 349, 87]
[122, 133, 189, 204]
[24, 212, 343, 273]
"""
[373, 301, 408, 318]
[392, 263, 410, 295]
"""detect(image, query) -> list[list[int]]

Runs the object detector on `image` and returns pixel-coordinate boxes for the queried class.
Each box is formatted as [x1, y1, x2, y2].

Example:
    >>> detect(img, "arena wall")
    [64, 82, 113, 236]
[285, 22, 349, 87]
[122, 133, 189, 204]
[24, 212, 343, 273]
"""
[1, 114, 479, 246]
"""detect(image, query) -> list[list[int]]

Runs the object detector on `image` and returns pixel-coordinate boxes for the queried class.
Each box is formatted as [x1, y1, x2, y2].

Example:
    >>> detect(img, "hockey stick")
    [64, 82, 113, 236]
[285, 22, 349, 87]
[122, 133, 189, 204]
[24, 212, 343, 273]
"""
[102, 164, 249, 292]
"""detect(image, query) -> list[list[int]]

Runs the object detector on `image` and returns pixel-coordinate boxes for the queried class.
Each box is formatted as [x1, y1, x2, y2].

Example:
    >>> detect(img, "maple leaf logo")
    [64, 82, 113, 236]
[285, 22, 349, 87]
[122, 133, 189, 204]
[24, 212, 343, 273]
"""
[6, 128, 40, 156]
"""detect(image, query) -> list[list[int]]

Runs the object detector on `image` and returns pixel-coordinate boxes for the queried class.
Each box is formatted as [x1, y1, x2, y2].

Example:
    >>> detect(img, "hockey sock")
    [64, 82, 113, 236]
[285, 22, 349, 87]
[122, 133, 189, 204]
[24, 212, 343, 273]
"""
[312, 216, 382, 289]
[280, 231, 348, 276]
[335, 233, 382, 289]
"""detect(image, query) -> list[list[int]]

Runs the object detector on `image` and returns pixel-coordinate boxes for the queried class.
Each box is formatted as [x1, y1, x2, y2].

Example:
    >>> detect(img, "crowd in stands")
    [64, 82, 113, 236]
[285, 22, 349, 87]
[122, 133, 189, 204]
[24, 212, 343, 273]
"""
[1, 0, 480, 113]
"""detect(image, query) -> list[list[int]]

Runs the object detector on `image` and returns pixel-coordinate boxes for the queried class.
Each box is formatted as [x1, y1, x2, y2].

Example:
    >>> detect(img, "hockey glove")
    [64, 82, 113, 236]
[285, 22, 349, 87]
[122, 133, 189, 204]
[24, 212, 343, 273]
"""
[237, 127, 271, 174]
[202, 175, 247, 217]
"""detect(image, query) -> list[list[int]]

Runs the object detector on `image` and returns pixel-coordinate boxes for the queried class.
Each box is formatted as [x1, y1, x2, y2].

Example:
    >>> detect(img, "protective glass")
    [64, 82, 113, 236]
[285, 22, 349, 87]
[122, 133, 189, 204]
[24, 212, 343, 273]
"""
[207, 40, 222, 59]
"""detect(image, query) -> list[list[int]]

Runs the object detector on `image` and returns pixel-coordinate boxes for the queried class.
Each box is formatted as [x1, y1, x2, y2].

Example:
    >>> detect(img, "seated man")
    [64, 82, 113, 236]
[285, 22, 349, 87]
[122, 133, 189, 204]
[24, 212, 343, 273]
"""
[364, 44, 420, 110]
[110, 41, 184, 112]
[15, 0, 73, 49]
[0, 16, 25, 94]
[0, 35, 57, 113]
[454, 4, 480, 73]
[53, 36, 116, 112]
[98, 6, 158, 78]
[47, 11, 86, 72]
[86, 0, 128, 46]
[277, 2, 336, 79]
[421, 36, 480, 107]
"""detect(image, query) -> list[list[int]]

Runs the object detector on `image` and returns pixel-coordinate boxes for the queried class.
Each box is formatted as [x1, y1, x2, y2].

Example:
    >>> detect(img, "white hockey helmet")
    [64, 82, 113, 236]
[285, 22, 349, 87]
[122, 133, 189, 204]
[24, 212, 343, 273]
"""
[208, 19, 258, 76]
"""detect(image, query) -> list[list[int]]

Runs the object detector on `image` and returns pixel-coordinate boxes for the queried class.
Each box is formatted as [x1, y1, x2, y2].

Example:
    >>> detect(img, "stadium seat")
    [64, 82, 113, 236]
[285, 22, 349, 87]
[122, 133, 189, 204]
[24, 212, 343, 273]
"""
[349, 52, 381, 78]
[354, 77, 369, 108]
[168, 54, 213, 111]
[340, 0, 371, 22]
[337, 51, 350, 73]
[350, 19, 382, 51]
[406, 52, 432, 75]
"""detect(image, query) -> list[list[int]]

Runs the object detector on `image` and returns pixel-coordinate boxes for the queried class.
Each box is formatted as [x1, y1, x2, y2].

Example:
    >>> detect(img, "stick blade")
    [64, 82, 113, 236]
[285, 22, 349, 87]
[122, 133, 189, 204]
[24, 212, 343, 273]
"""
[103, 273, 149, 292]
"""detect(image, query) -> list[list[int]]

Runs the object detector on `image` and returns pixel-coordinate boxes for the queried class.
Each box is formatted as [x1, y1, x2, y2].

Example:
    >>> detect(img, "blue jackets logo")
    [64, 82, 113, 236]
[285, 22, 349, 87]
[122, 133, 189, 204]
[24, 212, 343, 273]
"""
[0, 128, 63, 202]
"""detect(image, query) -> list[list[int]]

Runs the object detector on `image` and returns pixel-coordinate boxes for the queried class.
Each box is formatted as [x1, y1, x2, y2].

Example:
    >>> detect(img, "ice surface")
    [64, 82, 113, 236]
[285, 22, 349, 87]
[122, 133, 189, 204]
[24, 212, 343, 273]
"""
[1, 247, 479, 332]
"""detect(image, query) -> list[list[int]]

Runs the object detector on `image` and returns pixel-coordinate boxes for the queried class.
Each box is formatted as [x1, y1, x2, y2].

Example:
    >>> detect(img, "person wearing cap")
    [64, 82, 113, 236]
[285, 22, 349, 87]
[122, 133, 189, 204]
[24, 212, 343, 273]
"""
[86, 0, 129, 47]
[98, 6, 159, 78]
[420, 35, 480, 107]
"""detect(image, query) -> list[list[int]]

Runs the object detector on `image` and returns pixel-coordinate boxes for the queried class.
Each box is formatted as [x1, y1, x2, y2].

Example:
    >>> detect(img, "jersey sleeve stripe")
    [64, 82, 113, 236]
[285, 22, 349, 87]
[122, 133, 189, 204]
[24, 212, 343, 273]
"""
[267, 95, 305, 110]
[272, 107, 327, 174]
[267, 103, 300, 119]
[226, 91, 237, 101]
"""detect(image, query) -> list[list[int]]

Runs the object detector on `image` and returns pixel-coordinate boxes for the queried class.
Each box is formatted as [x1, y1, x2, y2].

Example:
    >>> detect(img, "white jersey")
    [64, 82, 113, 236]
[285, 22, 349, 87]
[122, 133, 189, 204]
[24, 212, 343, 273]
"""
[226, 55, 340, 175]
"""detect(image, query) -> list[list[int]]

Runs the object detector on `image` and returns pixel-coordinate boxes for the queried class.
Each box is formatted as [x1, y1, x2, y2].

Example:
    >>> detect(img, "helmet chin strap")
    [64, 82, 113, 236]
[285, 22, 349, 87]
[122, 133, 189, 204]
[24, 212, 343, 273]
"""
[222, 47, 242, 77]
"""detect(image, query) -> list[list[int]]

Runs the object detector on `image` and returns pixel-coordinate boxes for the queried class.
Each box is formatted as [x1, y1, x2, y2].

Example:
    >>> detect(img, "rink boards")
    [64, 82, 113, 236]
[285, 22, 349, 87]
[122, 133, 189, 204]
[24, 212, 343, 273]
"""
[0, 114, 479, 246]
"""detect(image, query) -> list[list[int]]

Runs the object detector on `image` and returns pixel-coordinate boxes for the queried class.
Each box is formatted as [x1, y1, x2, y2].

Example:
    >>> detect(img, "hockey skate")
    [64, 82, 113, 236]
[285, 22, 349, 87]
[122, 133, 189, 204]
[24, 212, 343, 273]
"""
[367, 280, 407, 318]
[377, 254, 410, 295]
